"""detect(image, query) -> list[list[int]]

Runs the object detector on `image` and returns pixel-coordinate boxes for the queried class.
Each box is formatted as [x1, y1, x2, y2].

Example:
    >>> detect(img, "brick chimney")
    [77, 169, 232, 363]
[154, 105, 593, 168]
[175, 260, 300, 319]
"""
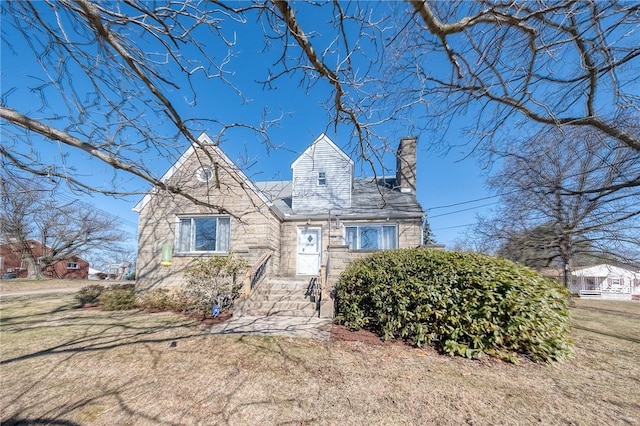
[396, 136, 417, 193]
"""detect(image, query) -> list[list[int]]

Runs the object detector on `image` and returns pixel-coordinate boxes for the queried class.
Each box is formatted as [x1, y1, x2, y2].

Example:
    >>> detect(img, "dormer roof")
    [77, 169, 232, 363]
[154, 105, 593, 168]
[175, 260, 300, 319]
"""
[291, 133, 353, 169]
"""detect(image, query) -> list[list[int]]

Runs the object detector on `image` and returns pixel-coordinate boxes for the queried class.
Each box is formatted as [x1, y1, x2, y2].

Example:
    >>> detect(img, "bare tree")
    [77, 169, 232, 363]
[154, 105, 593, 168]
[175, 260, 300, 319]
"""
[1, 0, 275, 216]
[475, 127, 640, 286]
[400, 1, 640, 152]
[85, 246, 137, 278]
[2, 1, 639, 216]
[0, 175, 127, 278]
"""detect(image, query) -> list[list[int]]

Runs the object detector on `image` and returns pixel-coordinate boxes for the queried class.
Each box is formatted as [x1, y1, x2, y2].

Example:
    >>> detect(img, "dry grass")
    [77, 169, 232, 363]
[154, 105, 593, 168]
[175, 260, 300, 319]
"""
[0, 278, 115, 294]
[1, 292, 639, 425]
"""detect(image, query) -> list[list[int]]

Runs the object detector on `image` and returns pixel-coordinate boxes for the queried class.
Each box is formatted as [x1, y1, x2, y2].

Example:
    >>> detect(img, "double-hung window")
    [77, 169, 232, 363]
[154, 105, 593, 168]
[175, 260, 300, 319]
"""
[317, 171, 327, 186]
[345, 224, 397, 250]
[176, 216, 230, 253]
[67, 262, 79, 270]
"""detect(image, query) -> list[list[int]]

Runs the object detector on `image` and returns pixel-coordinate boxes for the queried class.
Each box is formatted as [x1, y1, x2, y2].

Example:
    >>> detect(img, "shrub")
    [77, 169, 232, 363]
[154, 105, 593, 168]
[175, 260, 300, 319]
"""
[335, 248, 572, 363]
[74, 284, 105, 306]
[136, 288, 189, 312]
[98, 284, 136, 311]
[181, 254, 248, 315]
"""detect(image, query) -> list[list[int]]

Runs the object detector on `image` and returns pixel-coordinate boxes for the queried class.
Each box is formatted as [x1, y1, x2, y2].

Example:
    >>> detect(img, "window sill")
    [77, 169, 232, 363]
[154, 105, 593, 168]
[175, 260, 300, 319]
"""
[174, 252, 229, 257]
[348, 248, 397, 253]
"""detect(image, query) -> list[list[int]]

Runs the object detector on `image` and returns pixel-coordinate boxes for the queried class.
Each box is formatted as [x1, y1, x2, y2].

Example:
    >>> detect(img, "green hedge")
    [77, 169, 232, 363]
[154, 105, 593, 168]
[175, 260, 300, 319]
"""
[335, 248, 572, 363]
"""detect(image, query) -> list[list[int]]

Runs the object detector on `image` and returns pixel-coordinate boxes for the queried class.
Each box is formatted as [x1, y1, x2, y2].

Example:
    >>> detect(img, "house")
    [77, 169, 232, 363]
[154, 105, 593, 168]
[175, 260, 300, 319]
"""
[0, 239, 89, 280]
[133, 133, 425, 315]
[88, 267, 108, 280]
[571, 263, 640, 299]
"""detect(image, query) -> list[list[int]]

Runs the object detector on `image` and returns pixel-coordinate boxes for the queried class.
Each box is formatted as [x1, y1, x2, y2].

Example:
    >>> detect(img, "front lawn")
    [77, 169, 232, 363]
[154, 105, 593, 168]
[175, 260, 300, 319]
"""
[1, 293, 638, 425]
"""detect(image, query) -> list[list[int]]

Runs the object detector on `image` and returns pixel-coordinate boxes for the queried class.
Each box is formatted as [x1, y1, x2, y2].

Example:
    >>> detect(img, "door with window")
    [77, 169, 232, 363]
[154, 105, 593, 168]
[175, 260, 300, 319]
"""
[297, 226, 321, 275]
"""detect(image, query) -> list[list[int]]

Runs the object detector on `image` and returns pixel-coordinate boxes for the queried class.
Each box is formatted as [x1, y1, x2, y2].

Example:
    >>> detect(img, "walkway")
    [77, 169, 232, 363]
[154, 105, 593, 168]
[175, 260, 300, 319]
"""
[210, 315, 333, 340]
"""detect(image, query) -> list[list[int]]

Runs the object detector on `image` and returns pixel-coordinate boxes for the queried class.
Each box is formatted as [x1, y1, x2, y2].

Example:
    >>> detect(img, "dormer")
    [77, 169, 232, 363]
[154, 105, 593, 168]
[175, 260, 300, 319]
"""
[291, 134, 354, 212]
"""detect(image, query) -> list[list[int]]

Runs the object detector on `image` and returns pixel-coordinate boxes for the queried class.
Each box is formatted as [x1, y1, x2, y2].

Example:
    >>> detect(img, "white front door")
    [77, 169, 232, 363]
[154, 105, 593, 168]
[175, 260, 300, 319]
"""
[297, 226, 321, 275]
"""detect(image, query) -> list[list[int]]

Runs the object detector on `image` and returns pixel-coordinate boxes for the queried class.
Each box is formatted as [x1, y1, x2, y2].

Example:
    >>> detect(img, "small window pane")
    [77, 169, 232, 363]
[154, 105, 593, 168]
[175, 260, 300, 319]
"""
[345, 227, 357, 250]
[177, 219, 191, 252]
[194, 218, 216, 251]
[382, 225, 397, 249]
[360, 226, 381, 250]
[217, 217, 230, 252]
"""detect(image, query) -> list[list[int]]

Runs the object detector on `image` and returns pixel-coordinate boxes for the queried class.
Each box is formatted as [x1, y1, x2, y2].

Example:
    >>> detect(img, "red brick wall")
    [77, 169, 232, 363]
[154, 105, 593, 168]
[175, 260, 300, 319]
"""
[0, 240, 89, 279]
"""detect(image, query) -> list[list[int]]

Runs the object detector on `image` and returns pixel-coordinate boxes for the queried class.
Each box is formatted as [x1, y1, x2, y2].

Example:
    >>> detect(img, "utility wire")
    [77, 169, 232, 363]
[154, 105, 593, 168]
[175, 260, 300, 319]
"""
[425, 193, 504, 211]
[432, 223, 475, 231]
[429, 201, 499, 219]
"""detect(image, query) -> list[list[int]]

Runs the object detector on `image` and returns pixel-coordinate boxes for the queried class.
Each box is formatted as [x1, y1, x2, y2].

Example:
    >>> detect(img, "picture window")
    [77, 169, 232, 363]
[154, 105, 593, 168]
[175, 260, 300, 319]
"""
[176, 216, 230, 253]
[345, 224, 397, 250]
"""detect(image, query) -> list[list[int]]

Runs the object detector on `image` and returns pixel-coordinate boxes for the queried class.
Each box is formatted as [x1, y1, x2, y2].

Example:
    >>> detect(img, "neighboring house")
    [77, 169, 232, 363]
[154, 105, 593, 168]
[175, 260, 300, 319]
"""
[134, 132, 424, 293]
[0, 239, 89, 279]
[571, 264, 640, 299]
[106, 262, 132, 280]
[88, 267, 108, 280]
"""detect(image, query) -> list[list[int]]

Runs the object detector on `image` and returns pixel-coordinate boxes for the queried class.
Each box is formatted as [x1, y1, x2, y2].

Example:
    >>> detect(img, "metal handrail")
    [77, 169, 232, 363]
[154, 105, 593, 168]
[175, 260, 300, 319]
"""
[241, 252, 271, 299]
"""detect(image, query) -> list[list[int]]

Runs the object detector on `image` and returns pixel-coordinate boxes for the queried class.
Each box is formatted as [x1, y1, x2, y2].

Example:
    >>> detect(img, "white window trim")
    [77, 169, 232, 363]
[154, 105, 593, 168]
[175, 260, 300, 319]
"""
[195, 165, 215, 183]
[175, 215, 231, 254]
[67, 262, 80, 270]
[317, 171, 327, 186]
[344, 223, 398, 251]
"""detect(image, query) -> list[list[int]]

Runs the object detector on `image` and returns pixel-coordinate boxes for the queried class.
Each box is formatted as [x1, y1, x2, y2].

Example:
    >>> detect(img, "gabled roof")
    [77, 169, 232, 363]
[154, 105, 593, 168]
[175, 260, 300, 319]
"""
[290, 133, 353, 169]
[572, 264, 640, 278]
[255, 177, 423, 220]
[133, 132, 270, 213]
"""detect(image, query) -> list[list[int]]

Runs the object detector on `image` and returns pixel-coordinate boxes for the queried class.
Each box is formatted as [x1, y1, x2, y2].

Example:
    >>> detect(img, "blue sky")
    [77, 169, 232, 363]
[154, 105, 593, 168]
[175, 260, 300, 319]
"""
[1, 2, 498, 250]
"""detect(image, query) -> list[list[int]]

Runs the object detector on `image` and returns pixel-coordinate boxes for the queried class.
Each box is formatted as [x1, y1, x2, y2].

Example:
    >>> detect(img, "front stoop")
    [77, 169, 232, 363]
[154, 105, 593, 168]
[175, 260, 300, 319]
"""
[235, 277, 319, 318]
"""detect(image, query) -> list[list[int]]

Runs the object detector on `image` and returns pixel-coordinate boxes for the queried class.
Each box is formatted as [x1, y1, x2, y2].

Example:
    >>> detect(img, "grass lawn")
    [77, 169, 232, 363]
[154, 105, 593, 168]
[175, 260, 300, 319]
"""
[1, 291, 639, 425]
[0, 279, 116, 294]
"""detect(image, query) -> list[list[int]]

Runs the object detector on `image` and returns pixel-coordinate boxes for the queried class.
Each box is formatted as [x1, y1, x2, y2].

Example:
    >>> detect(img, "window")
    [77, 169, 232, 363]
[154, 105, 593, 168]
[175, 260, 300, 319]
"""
[317, 171, 326, 186]
[345, 224, 397, 250]
[67, 262, 79, 270]
[176, 216, 230, 253]
[195, 165, 214, 183]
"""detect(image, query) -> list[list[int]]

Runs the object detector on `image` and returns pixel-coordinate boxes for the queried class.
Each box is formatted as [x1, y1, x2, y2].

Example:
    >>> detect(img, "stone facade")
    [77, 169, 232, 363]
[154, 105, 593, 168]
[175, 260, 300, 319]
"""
[134, 133, 425, 300]
[278, 217, 422, 277]
[135, 143, 280, 290]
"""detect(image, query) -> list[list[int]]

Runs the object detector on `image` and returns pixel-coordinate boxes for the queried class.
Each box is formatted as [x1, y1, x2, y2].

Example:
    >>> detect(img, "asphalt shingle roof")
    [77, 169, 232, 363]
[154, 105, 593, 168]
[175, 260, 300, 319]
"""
[254, 178, 424, 220]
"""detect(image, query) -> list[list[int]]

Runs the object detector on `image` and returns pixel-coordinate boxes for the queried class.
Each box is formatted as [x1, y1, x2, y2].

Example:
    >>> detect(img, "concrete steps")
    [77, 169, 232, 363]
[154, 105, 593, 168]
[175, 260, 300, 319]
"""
[236, 277, 319, 318]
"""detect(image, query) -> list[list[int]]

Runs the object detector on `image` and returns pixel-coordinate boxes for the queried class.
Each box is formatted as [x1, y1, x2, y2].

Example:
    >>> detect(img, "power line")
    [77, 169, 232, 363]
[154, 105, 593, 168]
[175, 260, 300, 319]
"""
[433, 223, 475, 231]
[429, 201, 499, 219]
[425, 193, 504, 211]
[425, 157, 640, 213]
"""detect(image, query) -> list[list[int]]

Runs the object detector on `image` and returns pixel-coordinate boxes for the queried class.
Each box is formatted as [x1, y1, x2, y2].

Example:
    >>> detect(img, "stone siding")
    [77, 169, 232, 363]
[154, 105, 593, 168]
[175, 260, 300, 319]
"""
[279, 217, 423, 277]
[136, 146, 280, 290]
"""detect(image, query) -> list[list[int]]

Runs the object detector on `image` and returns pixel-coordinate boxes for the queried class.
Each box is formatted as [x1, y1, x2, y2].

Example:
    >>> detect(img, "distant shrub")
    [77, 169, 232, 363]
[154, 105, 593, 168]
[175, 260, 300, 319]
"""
[182, 254, 248, 315]
[335, 248, 572, 363]
[136, 288, 189, 312]
[75, 284, 105, 306]
[98, 284, 136, 311]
